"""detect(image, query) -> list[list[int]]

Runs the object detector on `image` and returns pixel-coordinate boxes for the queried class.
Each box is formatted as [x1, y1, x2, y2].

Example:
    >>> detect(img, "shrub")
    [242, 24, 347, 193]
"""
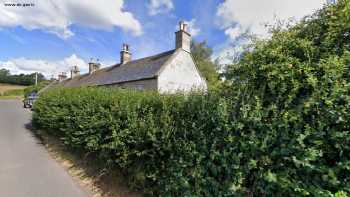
[24, 80, 51, 96]
[222, 0, 350, 195]
[33, 1, 350, 196]
[33, 88, 235, 195]
[33, 84, 349, 196]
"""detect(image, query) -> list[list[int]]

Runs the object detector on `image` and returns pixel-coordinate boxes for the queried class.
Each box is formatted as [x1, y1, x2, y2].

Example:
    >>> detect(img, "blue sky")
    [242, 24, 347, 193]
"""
[0, 0, 327, 77]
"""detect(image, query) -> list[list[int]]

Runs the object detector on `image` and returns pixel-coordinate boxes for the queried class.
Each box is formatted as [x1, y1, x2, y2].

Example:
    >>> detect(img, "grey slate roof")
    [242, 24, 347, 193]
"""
[60, 49, 176, 87]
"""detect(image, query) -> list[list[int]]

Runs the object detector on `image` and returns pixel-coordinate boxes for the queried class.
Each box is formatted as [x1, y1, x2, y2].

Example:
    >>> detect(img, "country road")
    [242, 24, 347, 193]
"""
[0, 100, 90, 197]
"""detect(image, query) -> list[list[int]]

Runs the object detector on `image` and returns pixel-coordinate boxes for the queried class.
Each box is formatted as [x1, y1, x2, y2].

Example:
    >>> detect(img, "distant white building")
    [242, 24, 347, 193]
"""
[58, 21, 207, 93]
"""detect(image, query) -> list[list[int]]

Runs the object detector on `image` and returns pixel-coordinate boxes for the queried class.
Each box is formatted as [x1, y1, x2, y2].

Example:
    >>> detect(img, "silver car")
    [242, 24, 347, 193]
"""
[23, 92, 38, 109]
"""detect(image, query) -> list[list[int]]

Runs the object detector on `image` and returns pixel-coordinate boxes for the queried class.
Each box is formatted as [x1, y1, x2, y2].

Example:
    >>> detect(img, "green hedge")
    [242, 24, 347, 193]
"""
[33, 86, 349, 196]
[32, 1, 350, 196]
[33, 88, 234, 195]
[24, 81, 51, 97]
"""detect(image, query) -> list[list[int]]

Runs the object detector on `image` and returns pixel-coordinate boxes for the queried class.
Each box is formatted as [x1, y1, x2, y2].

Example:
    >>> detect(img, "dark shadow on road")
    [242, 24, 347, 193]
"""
[24, 122, 45, 146]
[25, 122, 141, 197]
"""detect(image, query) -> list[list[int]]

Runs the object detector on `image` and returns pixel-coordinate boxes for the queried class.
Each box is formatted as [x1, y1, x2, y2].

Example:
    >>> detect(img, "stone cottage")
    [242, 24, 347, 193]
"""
[59, 21, 207, 93]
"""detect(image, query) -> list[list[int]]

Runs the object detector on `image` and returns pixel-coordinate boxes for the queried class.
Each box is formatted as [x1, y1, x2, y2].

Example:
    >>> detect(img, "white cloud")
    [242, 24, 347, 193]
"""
[213, 42, 246, 67]
[173, 19, 201, 37]
[148, 0, 174, 15]
[214, 0, 326, 66]
[0, 0, 142, 39]
[185, 19, 200, 37]
[216, 0, 326, 40]
[0, 54, 88, 78]
[224, 27, 245, 41]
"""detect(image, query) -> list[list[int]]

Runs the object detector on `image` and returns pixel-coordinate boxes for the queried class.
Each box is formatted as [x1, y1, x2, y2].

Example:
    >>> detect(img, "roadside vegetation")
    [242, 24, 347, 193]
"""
[191, 40, 222, 90]
[0, 69, 45, 86]
[33, 0, 350, 196]
[0, 83, 28, 98]
[0, 81, 51, 99]
[23, 81, 51, 96]
[0, 68, 49, 99]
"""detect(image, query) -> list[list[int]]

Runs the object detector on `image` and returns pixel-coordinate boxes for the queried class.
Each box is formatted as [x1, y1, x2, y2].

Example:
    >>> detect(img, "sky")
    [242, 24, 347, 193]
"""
[0, 0, 328, 78]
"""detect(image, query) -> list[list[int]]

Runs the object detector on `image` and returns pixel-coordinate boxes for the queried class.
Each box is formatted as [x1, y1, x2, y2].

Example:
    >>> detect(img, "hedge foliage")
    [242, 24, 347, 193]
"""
[222, 0, 350, 196]
[33, 84, 349, 196]
[33, 88, 236, 195]
[33, 1, 350, 196]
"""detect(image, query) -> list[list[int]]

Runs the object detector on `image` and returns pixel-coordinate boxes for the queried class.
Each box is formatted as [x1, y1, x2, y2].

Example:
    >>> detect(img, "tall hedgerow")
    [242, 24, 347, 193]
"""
[33, 1, 350, 196]
[33, 88, 238, 195]
[33, 82, 350, 196]
[223, 0, 350, 196]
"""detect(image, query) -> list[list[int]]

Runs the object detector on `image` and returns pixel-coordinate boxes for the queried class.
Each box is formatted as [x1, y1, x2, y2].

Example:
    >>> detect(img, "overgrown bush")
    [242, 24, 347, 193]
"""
[24, 81, 51, 96]
[33, 84, 349, 196]
[33, 1, 350, 196]
[33, 88, 236, 195]
[223, 0, 350, 196]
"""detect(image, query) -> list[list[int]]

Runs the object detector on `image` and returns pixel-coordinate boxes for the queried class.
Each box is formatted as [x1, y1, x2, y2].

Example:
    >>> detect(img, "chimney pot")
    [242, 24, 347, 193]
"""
[120, 43, 132, 64]
[58, 72, 67, 81]
[179, 21, 187, 31]
[89, 62, 100, 74]
[175, 21, 191, 52]
[70, 66, 80, 78]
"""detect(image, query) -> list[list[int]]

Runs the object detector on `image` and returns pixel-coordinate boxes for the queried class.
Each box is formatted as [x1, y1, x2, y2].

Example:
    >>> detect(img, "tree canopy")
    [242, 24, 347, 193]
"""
[191, 41, 221, 90]
[0, 69, 45, 86]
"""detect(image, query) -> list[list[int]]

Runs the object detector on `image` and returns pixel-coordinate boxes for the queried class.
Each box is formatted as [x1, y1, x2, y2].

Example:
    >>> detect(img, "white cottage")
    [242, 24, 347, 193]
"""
[59, 21, 207, 93]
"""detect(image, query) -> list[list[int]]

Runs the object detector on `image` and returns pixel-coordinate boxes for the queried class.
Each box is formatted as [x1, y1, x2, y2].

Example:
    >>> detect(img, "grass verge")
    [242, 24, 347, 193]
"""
[0, 83, 27, 94]
[34, 129, 142, 197]
[0, 95, 24, 100]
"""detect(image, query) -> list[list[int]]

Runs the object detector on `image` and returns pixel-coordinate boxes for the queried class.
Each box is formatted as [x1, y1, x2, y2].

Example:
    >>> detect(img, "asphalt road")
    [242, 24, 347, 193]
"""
[0, 100, 89, 197]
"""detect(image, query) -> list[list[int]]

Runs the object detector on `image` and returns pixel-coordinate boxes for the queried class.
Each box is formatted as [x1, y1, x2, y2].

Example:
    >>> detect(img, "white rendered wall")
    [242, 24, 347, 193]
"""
[158, 50, 207, 93]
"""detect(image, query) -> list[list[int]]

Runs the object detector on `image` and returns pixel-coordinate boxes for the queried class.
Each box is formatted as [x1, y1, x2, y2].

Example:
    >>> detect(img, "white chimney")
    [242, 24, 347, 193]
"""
[70, 66, 80, 78]
[175, 21, 191, 53]
[120, 43, 132, 64]
[88, 62, 100, 74]
[58, 72, 67, 81]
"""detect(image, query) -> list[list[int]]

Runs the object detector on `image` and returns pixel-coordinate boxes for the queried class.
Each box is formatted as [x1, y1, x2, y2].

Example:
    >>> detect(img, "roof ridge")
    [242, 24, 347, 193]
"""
[122, 49, 176, 66]
[56, 49, 177, 87]
[101, 49, 176, 71]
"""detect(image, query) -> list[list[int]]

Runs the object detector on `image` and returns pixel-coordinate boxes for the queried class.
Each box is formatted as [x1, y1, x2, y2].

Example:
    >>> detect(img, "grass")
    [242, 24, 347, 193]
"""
[0, 83, 27, 94]
[0, 95, 24, 99]
[0, 83, 27, 99]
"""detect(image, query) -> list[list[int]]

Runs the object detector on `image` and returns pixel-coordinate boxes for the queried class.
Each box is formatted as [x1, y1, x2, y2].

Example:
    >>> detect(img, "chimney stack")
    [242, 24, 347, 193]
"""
[58, 72, 67, 81]
[70, 66, 80, 78]
[88, 61, 100, 74]
[120, 43, 132, 64]
[175, 21, 191, 53]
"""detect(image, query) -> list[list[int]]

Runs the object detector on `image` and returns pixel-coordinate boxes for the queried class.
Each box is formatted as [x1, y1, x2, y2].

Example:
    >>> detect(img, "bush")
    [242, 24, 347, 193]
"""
[33, 1, 350, 196]
[33, 88, 235, 195]
[24, 80, 51, 96]
[222, 0, 350, 195]
[33, 85, 349, 196]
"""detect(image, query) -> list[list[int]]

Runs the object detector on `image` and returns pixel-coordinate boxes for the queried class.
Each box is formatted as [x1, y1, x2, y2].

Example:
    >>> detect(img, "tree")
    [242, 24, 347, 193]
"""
[0, 69, 10, 77]
[191, 41, 221, 90]
[0, 68, 46, 86]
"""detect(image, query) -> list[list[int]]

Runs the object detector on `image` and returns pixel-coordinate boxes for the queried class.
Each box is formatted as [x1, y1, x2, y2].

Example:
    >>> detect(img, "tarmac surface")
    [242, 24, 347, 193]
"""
[0, 100, 89, 197]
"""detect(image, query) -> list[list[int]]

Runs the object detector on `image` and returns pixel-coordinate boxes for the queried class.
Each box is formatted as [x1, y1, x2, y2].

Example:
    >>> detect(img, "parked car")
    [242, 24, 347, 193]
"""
[23, 92, 38, 109]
